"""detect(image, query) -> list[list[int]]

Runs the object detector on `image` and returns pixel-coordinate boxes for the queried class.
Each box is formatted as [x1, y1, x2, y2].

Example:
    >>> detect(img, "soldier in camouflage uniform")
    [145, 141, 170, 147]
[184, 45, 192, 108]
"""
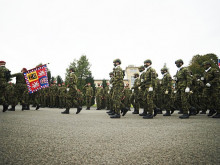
[123, 83, 132, 110]
[154, 77, 163, 114]
[106, 72, 114, 114]
[105, 83, 111, 110]
[174, 59, 192, 119]
[11, 68, 30, 110]
[160, 67, 172, 116]
[110, 59, 124, 118]
[142, 59, 158, 119]
[0, 61, 11, 112]
[84, 83, 93, 110]
[61, 68, 82, 114]
[95, 83, 104, 110]
[130, 73, 140, 114]
[6, 82, 17, 111]
[138, 66, 146, 116]
[58, 83, 66, 109]
[201, 61, 220, 118]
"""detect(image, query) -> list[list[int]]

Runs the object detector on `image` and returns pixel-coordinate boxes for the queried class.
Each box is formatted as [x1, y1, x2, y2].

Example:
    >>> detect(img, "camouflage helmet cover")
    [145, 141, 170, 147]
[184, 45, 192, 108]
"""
[113, 58, 121, 64]
[144, 59, 152, 64]
[175, 59, 184, 64]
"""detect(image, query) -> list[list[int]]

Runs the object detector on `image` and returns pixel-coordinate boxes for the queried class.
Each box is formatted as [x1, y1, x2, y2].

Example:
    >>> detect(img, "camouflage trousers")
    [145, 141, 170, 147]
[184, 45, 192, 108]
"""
[112, 86, 124, 115]
[143, 88, 155, 114]
[130, 90, 140, 110]
[86, 96, 92, 108]
[176, 88, 190, 114]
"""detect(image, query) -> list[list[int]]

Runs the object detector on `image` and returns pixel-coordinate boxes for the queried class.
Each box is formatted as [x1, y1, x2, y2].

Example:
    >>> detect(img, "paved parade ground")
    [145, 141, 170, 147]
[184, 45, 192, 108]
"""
[0, 106, 219, 165]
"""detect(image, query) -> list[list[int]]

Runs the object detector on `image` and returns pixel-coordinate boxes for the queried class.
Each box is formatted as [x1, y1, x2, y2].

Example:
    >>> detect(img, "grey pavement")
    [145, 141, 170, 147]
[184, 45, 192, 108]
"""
[0, 106, 220, 165]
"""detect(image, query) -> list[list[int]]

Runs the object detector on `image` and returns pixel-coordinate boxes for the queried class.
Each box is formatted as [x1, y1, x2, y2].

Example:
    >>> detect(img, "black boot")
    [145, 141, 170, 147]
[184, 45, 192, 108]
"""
[212, 113, 220, 118]
[35, 105, 40, 110]
[143, 113, 153, 119]
[139, 112, 147, 116]
[26, 105, 30, 110]
[76, 106, 82, 114]
[61, 108, 70, 114]
[157, 108, 162, 114]
[22, 104, 26, 111]
[8, 106, 15, 111]
[3, 105, 8, 112]
[163, 110, 171, 116]
[132, 109, 139, 114]
[170, 107, 175, 114]
[179, 114, 189, 119]
[178, 109, 183, 114]
[207, 109, 216, 116]
[108, 111, 115, 115]
[86, 107, 90, 110]
[110, 114, 120, 118]
[200, 110, 206, 114]
[122, 107, 129, 116]
[154, 108, 158, 117]
[189, 107, 197, 116]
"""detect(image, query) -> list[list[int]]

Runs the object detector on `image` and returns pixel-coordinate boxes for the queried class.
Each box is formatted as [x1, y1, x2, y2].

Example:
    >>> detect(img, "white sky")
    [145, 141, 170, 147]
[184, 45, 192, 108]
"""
[1, 0, 220, 80]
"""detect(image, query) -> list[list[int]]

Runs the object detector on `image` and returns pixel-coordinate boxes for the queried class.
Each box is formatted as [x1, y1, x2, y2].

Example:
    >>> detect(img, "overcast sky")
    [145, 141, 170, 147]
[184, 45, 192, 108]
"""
[1, 0, 220, 81]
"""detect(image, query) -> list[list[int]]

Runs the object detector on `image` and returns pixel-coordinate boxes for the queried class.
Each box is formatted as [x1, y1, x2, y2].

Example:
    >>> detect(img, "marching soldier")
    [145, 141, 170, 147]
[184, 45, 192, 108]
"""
[160, 67, 172, 116]
[11, 68, 29, 110]
[142, 59, 158, 119]
[0, 61, 11, 112]
[110, 59, 125, 118]
[130, 73, 140, 114]
[84, 83, 93, 110]
[61, 68, 82, 114]
[174, 59, 192, 119]
[95, 83, 103, 110]
[201, 61, 220, 118]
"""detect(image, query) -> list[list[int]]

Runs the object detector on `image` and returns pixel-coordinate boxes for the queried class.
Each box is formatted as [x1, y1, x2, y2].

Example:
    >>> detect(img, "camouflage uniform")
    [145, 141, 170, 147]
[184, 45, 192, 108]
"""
[160, 69, 172, 116]
[0, 61, 10, 112]
[130, 73, 140, 114]
[142, 64, 157, 119]
[62, 69, 82, 114]
[58, 85, 67, 108]
[175, 59, 192, 119]
[202, 62, 220, 118]
[96, 84, 104, 110]
[11, 69, 29, 110]
[84, 84, 93, 110]
[123, 84, 132, 109]
[5, 83, 17, 111]
[111, 59, 124, 118]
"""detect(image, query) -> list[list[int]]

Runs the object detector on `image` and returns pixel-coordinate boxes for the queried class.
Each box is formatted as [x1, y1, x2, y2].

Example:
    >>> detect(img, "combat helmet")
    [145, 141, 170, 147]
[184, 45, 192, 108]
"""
[113, 58, 121, 64]
[175, 59, 184, 64]
[144, 59, 152, 64]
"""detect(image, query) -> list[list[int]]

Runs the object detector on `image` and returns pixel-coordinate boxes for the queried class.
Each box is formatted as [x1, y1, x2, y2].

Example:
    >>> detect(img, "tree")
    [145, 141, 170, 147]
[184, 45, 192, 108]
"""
[188, 53, 219, 75]
[56, 75, 63, 85]
[65, 55, 92, 90]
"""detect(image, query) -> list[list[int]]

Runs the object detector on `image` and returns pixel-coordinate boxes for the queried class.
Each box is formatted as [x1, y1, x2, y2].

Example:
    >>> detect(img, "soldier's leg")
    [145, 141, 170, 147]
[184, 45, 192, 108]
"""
[143, 89, 154, 119]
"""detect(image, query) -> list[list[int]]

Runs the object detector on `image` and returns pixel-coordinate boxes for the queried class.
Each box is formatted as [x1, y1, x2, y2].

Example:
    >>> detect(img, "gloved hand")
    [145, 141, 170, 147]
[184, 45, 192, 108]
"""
[201, 77, 204, 80]
[206, 83, 211, 87]
[149, 87, 153, 92]
[66, 88, 70, 92]
[141, 79, 144, 82]
[185, 87, 190, 93]
[174, 90, 177, 94]
[165, 90, 169, 94]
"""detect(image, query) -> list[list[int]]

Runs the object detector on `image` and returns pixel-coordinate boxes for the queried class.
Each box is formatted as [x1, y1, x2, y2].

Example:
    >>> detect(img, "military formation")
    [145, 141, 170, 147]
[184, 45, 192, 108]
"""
[1, 59, 220, 119]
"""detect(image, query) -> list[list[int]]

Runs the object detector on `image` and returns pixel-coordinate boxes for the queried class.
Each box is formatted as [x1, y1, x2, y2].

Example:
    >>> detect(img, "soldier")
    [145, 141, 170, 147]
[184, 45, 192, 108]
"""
[6, 82, 17, 111]
[138, 66, 146, 116]
[11, 68, 29, 110]
[0, 61, 11, 112]
[201, 61, 220, 118]
[61, 68, 82, 114]
[123, 83, 132, 110]
[130, 73, 140, 114]
[160, 67, 172, 116]
[142, 59, 158, 119]
[84, 83, 93, 110]
[106, 72, 114, 114]
[174, 59, 192, 119]
[58, 83, 66, 109]
[110, 59, 125, 118]
[105, 83, 111, 110]
[95, 83, 104, 110]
